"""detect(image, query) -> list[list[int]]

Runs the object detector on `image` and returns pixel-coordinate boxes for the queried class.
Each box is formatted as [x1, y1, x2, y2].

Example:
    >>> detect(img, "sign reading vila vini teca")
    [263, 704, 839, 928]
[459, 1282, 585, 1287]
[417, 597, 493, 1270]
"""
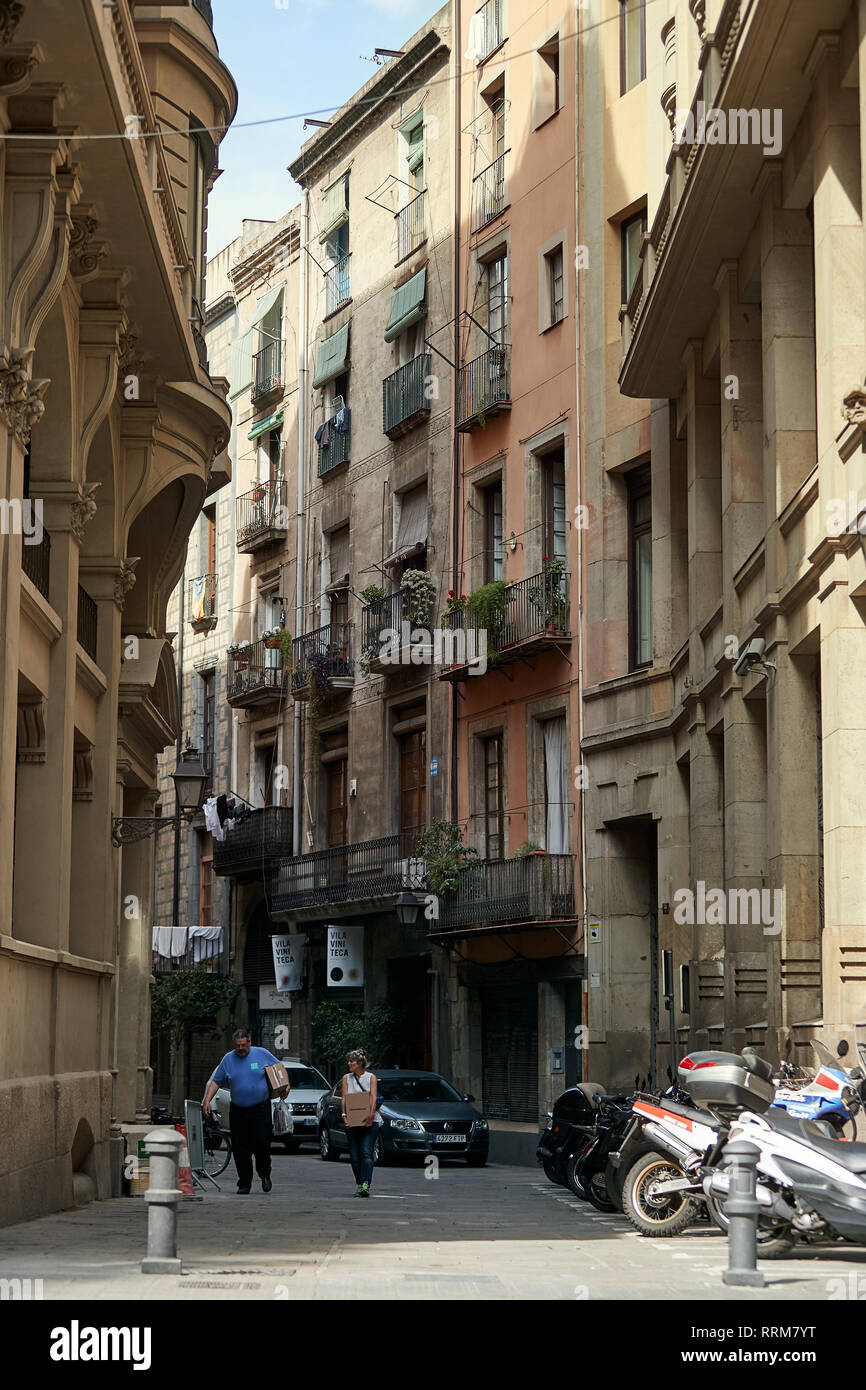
[326, 924, 364, 986]
[271, 933, 305, 992]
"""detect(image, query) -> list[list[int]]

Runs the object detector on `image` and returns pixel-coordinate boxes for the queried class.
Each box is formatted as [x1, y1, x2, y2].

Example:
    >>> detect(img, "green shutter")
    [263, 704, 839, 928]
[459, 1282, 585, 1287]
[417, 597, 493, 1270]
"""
[248, 409, 284, 441]
[384, 267, 427, 343]
[320, 176, 349, 243]
[312, 322, 350, 390]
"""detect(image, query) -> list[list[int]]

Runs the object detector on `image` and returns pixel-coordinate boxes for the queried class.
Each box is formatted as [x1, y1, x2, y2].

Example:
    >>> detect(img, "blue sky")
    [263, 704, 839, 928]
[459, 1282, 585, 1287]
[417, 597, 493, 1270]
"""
[208, 0, 433, 255]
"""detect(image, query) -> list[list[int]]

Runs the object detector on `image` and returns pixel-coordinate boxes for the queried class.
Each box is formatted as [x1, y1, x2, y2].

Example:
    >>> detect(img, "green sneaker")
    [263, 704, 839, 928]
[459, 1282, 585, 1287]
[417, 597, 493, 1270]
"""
[354, 1184, 364, 1197]
[360, 1182, 370, 1197]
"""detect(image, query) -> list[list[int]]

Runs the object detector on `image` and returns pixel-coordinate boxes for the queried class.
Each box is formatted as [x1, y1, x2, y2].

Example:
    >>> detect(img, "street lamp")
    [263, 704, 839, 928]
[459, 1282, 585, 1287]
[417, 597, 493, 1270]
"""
[395, 890, 422, 926]
[111, 744, 209, 847]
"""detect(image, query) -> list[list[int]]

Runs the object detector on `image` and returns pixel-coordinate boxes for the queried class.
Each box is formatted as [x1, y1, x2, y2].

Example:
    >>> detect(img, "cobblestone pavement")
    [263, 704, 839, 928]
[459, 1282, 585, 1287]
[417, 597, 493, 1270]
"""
[2, 1149, 866, 1300]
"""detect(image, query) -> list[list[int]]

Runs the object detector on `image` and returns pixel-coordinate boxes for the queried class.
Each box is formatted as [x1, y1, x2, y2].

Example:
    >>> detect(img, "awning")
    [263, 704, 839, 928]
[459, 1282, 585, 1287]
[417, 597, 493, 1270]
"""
[384, 266, 427, 343]
[248, 409, 284, 442]
[320, 176, 349, 243]
[250, 284, 284, 328]
[313, 322, 350, 390]
[384, 484, 428, 567]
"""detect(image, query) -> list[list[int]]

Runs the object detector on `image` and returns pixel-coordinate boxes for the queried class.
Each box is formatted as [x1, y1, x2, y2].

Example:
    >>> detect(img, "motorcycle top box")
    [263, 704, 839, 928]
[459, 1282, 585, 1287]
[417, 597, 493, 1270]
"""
[678, 1049, 775, 1116]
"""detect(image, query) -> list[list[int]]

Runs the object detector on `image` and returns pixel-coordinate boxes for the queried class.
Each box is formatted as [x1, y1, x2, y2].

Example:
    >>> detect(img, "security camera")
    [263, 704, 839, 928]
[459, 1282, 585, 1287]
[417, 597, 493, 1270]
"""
[733, 636, 766, 677]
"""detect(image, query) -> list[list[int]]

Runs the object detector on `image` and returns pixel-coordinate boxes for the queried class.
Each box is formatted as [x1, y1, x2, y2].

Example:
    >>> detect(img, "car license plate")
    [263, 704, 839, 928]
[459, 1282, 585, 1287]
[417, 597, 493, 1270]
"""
[302, 1117, 315, 1125]
[433, 1134, 465, 1143]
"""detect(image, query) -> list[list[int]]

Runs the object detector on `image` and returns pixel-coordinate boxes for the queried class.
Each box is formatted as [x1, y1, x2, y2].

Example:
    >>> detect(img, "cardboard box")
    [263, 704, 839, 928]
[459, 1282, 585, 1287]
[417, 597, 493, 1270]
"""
[265, 1062, 289, 1098]
[345, 1091, 372, 1128]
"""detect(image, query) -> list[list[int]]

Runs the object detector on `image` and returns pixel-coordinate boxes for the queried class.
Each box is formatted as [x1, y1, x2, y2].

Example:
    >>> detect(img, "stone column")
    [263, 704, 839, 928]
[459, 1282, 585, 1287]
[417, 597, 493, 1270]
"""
[0, 413, 27, 937]
[715, 261, 764, 623]
[722, 687, 770, 1048]
[764, 637, 821, 1038]
[683, 340, 722, 669]
[69, 564, 123, 963]
[12, 493, 80, 948]
[115, 787, 159, 1124]
[687, 707, 725, 1048]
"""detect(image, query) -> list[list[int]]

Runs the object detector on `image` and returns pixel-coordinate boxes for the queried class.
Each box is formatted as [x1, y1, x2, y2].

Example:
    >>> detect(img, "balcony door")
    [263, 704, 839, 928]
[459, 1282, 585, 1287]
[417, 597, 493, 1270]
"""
[398, 717, 426, 849]
[325, 756, 348, 848]
[541, 450, 567, 564]
[542, 716, 568, 854]
[482, 733, 505, 860]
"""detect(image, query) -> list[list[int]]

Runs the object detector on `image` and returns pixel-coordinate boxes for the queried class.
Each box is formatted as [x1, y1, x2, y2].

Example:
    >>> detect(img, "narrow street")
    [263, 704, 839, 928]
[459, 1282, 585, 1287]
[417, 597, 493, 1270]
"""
[2, 1151, 865, 1301]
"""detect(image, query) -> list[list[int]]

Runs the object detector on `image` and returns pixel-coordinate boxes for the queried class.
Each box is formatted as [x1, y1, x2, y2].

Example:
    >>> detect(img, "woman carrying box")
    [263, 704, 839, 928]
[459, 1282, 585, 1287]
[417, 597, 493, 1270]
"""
[341, 1049, 382, 1196]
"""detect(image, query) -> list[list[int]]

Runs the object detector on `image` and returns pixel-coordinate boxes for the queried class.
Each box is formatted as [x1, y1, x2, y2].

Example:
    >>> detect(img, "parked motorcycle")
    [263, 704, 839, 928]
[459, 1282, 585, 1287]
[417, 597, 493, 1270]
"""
[537, 1083, 606, 1197]
[771, 1038, 865, 1139]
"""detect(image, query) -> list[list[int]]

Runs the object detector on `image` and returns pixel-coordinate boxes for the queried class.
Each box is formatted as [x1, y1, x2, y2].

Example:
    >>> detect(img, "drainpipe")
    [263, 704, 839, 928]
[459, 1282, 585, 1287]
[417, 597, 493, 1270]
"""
[574, 0, 589, 1083]
[172, 567, 185, 925]
[293, 192, 309, 859]
[450, 0, 462, 830]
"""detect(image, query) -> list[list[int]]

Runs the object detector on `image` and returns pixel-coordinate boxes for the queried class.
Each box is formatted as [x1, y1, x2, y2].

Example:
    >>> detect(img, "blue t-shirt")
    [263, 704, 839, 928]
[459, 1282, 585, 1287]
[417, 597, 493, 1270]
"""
[212, 1047, 280, 1107]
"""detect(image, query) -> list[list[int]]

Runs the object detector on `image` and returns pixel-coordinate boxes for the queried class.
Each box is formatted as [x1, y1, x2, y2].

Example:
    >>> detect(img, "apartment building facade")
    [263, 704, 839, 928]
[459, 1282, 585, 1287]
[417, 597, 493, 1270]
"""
[0, 0, 235, 1224]
[436, 0, 583, 1121]
[581, 0, 866, 1086]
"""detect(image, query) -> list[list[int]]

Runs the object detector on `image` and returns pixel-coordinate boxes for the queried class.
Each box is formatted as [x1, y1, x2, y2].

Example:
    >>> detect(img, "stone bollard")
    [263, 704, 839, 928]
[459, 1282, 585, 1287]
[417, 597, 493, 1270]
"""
[141, 1127, 183, 1275]
[721, 1139, 765, 1287]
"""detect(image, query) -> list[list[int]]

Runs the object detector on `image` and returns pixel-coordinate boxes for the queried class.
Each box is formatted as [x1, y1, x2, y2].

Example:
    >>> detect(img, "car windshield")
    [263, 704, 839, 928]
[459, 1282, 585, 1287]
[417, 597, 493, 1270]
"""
[378, 1076, 463, 1104]
[287, 1067, 328, 1089]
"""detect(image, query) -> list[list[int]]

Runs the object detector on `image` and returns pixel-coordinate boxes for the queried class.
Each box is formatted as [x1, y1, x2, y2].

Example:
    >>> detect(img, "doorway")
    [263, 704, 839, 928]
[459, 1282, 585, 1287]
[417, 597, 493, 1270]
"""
[387, 955, 432, 1069]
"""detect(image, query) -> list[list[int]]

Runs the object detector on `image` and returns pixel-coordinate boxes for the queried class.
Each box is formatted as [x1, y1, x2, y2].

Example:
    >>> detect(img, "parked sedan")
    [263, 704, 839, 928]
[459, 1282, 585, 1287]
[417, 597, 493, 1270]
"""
[210, 1058, 330, 1151]
[317, 1070, 489, 1166]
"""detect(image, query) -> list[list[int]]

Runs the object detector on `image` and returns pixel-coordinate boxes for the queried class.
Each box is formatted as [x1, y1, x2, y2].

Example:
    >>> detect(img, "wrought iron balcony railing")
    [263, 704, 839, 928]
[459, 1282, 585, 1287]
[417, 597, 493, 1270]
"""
[252, 339, 283, 400]
[214, 805, 293, 877]
[271, 830, 426, 914]
[473, 152, 506, 229]
[382, 353, 431, 437]
[152, 928, 228, 976]
[189, 572, 217, 628]
[361, 591, 408, 674]
[456, 344, 510, 430]
[317, 420, 350, 476]
[435, 854, 575, 935]
[440, 568, 570, 677]
[325, 254, 351, 315]
[226, 637, 289, 707]
[291, 622, 353, 694]
[396, 191, 425, 261]
[22, 528, 50, 601]
[475, 0, 503, 60]
[236, 478, 287, 551]
[77, 584, 98, 661]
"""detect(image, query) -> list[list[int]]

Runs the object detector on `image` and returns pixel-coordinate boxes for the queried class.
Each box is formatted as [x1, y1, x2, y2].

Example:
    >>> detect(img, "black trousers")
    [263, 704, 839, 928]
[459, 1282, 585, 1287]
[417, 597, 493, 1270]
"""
[229, 1099, 273, 1187]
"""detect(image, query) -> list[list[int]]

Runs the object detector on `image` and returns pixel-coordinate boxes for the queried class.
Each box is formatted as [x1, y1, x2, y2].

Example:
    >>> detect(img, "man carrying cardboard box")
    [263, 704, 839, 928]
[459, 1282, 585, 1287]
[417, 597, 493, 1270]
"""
[203, 1029, 289, 1193]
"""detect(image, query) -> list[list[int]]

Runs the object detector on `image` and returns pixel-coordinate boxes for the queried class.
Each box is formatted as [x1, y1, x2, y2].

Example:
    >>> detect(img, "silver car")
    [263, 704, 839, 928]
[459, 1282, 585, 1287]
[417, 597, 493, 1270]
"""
[210, 1057, 331, 1152]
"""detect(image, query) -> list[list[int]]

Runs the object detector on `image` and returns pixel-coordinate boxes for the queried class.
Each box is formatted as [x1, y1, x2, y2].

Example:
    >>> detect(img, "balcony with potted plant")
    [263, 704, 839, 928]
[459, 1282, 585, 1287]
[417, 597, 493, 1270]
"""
[439, 559, 570, 682]
[235, 478, 288, 553]
[226, 636, 290, 708]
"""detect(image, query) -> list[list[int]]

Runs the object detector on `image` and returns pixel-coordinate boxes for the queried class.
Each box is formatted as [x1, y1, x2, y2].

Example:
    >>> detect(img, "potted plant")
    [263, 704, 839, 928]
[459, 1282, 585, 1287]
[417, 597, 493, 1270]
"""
[251, 482, 266, 503]
[400, 568, 436, 628]
[228, 640, 251, 668]
[513, 841, 547, 859]
[465, 579, 507, 659]
[279, 629, 293, 666]
[440, 589, 468, 629]
[413, 821, 477, 896]
[261, 626, 283, 650]
[360, 583, 386, 605]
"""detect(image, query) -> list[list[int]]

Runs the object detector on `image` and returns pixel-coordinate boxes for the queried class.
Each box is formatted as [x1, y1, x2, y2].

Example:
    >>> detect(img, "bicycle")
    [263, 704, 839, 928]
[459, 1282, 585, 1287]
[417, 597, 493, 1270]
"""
[202, 1111, 233, 1178]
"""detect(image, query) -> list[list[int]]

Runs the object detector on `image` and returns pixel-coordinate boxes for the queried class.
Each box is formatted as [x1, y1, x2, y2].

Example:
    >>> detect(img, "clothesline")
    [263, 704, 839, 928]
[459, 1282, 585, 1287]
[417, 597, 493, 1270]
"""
[151, 925, 223, 961]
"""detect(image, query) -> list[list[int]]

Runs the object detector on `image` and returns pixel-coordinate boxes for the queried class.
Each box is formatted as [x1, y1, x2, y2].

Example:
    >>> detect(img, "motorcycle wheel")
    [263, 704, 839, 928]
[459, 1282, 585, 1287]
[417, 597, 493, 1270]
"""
[584, 1168, 618, 1213]
[705, 1193, 796, 1258]
[622, 1151, 698, 1237]
[604, 1160, 623, 1211]
[542, 1157, 564, 1187]
[564, 1151, 589, 1199]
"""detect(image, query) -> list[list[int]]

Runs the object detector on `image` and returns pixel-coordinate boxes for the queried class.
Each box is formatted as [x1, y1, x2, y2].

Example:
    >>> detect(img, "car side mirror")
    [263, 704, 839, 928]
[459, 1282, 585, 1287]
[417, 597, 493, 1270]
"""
[462, 1094, 474, 1103]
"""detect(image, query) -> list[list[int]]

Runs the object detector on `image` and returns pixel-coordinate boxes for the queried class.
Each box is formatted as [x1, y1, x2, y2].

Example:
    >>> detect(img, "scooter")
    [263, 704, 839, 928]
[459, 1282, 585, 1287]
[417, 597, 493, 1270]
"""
[771, 1038, 865, 1139]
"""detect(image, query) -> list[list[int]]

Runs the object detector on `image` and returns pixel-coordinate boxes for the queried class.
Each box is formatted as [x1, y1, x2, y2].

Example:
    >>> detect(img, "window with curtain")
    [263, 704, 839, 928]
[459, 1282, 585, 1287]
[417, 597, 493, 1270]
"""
[487, 253, 508, 340]
[483, 734, 505, 859]
[542, 716, 568, 854]
[620, 0, 646, 94]
[542, 450, 567, 563]
[484, 481, 504, 582]
[627, 462, 653, 668]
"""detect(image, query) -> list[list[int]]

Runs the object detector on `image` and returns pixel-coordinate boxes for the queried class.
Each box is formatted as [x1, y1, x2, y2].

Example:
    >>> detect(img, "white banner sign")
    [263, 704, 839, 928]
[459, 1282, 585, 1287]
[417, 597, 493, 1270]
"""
[327, 924, 364, 987]
[271, 933, 306, 992]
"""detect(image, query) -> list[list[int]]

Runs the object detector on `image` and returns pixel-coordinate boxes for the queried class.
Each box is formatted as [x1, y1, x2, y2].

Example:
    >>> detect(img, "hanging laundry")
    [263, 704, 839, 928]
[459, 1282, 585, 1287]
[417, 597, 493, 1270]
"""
[315, 419, 331, 448]
[216, 793, 229, 827]
[189, 925, 223, 964]
[335, 405, 351, 434]
[203, 796, 225, 841]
